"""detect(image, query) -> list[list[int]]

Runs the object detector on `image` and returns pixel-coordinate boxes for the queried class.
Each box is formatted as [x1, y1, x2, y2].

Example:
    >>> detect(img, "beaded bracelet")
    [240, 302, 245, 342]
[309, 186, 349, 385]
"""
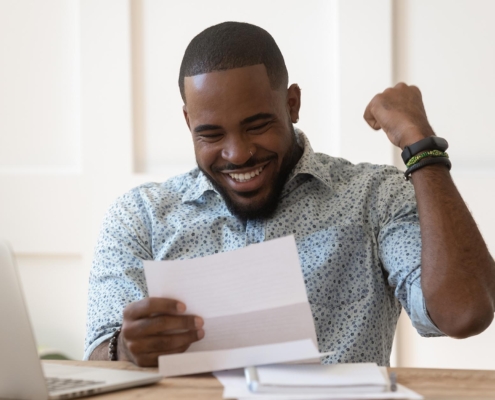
[108, 327, 122, 361]
[406, 150, 449, 168]
[404, 157, 452, 181]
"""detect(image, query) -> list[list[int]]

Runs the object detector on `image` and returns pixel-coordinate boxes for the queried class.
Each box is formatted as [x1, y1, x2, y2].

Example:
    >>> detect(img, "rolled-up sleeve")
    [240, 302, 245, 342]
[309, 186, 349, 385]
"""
[377, 174, 445, 337]
[84, 188, 153, 360]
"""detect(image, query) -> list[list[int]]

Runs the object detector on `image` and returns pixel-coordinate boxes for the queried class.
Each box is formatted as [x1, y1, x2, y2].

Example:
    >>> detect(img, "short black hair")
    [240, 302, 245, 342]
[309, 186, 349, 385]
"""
[179, 21, 288, 103]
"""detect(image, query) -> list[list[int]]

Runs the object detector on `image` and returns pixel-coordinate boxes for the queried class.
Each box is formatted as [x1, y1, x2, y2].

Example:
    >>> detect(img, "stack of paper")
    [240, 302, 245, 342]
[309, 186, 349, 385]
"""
[214, 363, 424, 400]
[144, 236, 331, 377]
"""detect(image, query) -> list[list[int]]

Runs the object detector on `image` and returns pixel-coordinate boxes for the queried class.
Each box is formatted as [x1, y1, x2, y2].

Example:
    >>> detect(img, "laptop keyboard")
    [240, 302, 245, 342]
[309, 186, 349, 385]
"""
[46, 377, 105, 392]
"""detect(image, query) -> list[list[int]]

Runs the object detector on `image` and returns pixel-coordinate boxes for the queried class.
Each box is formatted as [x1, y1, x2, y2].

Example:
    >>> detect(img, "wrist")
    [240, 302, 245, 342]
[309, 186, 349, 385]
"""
[108, 327, 124, 361]
[399, 130, 433, 150]
[398, 120, 438, 149]
[116, 330, 131, 361]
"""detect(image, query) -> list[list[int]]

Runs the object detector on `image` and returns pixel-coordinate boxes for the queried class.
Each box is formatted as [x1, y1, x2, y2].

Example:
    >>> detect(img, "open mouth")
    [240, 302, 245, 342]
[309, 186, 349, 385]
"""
[228, 165, 264, 183]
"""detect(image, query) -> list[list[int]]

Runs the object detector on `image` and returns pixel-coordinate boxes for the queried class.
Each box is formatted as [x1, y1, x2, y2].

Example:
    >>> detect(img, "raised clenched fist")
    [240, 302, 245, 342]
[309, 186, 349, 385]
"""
[363, 82, 436, 150]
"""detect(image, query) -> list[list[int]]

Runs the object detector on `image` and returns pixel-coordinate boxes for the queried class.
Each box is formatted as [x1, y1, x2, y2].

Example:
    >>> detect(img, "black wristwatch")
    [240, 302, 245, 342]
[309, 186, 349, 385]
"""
[401, 136, 449, 164]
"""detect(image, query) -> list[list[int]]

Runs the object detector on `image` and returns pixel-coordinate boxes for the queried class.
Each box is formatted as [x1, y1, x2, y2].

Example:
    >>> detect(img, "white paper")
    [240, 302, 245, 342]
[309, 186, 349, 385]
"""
[214, 368, 423, 400]
[159, 339, 321, 377]
[257, 363, 387, 387]
[144, 236, 309, 318]
[144, 236, 324, 377]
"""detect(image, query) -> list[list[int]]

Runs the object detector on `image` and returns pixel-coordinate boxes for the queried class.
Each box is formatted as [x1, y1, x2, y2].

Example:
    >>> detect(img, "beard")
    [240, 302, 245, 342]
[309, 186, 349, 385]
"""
[198, 126, 303, 222]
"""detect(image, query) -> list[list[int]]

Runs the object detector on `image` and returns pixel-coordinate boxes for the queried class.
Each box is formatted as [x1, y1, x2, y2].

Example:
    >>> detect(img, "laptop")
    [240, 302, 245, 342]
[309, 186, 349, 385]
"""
[0, 240, 162, 399]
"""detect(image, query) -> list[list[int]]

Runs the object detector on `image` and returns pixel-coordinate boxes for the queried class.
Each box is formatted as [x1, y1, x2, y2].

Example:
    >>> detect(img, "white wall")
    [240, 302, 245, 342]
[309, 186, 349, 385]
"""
[0, 0, 494, 367]
[392, 0, 495, 369]
[0, 0, 87, 360]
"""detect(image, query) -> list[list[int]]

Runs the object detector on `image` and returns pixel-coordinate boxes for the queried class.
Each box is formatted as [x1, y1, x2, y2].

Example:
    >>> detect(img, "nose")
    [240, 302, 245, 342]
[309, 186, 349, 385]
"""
[221, 134, 253, 166]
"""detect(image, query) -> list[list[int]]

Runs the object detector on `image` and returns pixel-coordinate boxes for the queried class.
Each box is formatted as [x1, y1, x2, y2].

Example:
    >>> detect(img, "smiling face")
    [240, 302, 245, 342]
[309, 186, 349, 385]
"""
[183, 64, 302, 220]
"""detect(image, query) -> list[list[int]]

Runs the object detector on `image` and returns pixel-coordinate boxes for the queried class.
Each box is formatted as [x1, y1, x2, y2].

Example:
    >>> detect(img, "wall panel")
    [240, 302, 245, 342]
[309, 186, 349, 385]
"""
[0, 175, 86, 254]
[337, 0, 394, 165]
[0, 0, 81, 172]
[394, 0, 495, 171]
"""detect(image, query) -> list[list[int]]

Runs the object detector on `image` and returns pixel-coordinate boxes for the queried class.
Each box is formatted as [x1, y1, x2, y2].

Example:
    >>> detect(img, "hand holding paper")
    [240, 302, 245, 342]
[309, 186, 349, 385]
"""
[144, 236, 329, 376]
[119, 297, 205, 366]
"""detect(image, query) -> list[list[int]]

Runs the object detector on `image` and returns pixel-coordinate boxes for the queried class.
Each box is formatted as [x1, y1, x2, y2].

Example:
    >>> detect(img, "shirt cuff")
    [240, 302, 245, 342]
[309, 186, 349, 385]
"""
[83, 332, 114, 361]
[409, 278, 446, 337]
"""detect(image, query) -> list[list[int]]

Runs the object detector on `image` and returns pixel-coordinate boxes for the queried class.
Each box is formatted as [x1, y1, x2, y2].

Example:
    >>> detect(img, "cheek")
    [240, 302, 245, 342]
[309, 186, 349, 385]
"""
[263, 132, 293, 162]
[193, 143, 218, 170]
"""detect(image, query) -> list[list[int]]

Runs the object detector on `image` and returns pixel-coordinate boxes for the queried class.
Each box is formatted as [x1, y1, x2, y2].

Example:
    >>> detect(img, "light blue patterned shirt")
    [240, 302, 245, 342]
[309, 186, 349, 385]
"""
[84, 131, 444, 364]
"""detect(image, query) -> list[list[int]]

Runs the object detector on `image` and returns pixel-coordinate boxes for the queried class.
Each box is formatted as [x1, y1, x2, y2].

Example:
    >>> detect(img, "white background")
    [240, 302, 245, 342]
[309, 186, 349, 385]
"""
[0, 0, 494, 368]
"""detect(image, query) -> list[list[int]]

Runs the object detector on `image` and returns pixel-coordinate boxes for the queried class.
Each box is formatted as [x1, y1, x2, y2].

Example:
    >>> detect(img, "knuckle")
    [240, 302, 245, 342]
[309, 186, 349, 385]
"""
[127, 341, 139, 355]
[157, 314, 176, 331]
[121, 323, 131, 337]
[371, 93, 381, 103]
[410, 85, 422, 94]
[382, 88, 393, 96]
[142, 297, 152, 309]
[123, 303, 134, 319]
[369, 103, 379, 115]
[160, 335, 173, 349]
[122, 320, 139, 339]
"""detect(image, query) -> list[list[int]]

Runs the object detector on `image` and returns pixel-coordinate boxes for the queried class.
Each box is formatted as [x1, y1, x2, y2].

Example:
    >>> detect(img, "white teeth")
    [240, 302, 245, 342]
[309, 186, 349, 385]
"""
[228, 166, 264, 182]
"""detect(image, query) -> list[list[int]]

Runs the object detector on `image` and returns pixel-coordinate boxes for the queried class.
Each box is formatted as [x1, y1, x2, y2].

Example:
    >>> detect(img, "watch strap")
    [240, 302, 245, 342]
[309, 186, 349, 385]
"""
[404, 156, 452, 181]
[401, 136, 449, 164]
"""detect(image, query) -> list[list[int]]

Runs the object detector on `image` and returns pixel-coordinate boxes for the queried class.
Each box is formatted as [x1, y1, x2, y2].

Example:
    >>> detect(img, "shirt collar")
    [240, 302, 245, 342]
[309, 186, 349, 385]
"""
[286, 129, 333, 189]
[182, 170, 218, 203]
[182, 129, 333, 203]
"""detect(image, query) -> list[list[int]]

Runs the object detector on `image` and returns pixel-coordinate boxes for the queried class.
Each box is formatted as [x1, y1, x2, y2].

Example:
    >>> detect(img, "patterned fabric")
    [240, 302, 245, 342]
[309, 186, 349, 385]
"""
[84, 130, 444, 364]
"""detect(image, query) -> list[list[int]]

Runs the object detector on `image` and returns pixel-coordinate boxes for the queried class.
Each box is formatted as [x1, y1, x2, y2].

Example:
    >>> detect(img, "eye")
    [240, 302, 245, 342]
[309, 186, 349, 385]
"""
[247, 122, 270, 132]
[199, 133, 223, 142]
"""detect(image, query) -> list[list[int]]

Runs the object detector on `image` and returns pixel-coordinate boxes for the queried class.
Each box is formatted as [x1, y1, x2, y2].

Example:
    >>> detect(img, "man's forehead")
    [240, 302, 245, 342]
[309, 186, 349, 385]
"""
[183, 64, 273, 102]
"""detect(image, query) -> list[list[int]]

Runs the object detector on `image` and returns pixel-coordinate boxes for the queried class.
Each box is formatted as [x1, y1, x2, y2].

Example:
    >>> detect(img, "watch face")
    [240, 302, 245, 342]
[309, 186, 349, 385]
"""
[431, 136, 449, 150]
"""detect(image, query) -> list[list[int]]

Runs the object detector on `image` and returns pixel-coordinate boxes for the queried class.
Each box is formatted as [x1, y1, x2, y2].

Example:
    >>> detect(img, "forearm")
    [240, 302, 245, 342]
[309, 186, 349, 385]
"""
[88, 341, 110, 361]
[411, 163, 495, 337]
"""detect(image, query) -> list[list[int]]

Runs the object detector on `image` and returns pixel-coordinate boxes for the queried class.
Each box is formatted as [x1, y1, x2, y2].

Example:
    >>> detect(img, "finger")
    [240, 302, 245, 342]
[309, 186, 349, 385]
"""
[132, 344, 190, 368]
[408, 84, 423, 98]
[363, 99, 382, 131]
[123, 297, 187, 320]
[394, 81, 408, 89]
[126, 315, 204, 338]
[129, 329, 205, 355]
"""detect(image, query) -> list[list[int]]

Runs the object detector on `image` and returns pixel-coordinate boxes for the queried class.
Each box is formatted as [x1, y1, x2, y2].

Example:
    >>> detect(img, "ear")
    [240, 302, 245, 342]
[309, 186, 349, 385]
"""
[183, 105, 191, 130]
[287, 84, 301, 124]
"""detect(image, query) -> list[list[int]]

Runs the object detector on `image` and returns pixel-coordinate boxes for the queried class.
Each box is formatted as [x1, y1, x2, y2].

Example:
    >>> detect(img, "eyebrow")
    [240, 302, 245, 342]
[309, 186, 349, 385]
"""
[193, 112, 275, 133]
[240, 112, 275, 126]
[194, 124, 222, 133]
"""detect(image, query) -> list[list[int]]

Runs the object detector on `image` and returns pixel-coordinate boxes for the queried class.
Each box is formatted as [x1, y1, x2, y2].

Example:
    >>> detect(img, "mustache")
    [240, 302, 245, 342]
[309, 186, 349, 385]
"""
[211, 155, 277, 173]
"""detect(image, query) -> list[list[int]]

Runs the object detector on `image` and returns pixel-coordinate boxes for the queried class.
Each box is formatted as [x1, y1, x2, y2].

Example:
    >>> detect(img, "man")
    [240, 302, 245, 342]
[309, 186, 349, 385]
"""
[85, 22, 495, 366]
